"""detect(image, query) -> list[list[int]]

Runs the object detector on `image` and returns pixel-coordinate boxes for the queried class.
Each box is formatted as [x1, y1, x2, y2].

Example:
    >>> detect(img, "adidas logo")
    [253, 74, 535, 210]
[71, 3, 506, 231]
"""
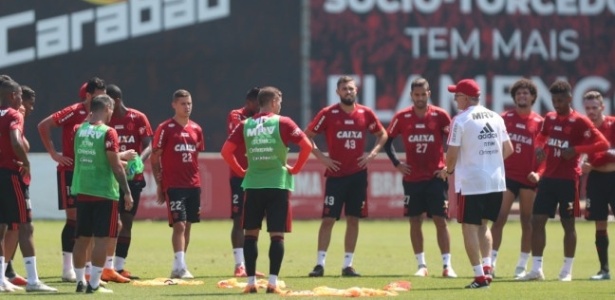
[478, 123, 498, 139]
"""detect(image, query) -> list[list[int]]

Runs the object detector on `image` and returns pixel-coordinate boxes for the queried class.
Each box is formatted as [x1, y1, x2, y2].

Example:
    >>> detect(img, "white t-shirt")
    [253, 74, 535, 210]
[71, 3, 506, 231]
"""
[448, 105, 510, 195]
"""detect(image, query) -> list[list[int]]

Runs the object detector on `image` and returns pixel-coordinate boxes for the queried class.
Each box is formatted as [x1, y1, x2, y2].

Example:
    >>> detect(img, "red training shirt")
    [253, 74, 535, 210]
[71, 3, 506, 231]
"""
[108, 108, 153, 181]
[226, 107, 252, 178]
[502, 109, 544, 186]
[387, 105, 450, 182]
[0, 106, 24, 172]
[52, 102, 89, 171]
[539, 110, 607, 180]
[587, 115, 615, 167]
[153, 119, 205, 189]
[307, 103, 384, 177]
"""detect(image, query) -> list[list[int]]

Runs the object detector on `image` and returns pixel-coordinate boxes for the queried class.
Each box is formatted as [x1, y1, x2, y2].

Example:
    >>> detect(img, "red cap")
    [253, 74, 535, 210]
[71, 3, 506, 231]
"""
[448, 79, 480, 97]
[79, 82, 87, 100]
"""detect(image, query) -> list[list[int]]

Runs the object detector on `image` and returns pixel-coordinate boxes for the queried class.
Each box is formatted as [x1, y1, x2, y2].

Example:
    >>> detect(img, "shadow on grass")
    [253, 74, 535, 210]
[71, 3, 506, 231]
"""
[284, 274, 409, 279]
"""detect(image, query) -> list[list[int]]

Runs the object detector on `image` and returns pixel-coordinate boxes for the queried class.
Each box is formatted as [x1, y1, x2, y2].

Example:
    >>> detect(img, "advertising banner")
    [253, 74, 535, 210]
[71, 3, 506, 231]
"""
[310, 0, 615, 122]
[135, 154, 415, 220]
[0, 0, 302, 153]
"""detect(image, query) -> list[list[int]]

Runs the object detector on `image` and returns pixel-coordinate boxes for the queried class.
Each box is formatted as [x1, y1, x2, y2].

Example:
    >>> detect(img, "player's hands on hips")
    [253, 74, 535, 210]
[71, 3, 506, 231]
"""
[395, 163, 411, 175]
[19, 163, 30, 178]
[562, 147, 576, 160]
[527, 171, 540, 183]
[52, 152, 73, 166]
[535, 148, 546, 163]
[124, 193, 134, 211]
[320, 156, 341, 172]
[357, 152, 376, 168]
[286, 164, 299, 175]
[581, 162, 592, 174]
[437, 168, 449, 181]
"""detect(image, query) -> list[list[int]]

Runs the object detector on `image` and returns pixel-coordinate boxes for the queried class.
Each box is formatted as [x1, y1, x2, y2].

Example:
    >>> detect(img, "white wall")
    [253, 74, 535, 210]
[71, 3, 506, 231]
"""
[29, 153, 65, 219]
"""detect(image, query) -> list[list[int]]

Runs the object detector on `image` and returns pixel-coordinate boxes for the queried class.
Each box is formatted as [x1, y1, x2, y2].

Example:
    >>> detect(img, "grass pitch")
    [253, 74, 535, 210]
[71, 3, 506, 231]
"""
[8, 219, 614, 299]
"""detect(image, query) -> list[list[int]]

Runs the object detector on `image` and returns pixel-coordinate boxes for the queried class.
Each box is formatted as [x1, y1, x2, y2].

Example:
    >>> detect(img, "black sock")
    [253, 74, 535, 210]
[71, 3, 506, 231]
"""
[269, 236, 284, 276]
[115, 236, 132, 261]
[62, 219, 76, 253]
[596, 230, 609, 272]
[244, 236, 258, 277]
[5, 260, 15, 278]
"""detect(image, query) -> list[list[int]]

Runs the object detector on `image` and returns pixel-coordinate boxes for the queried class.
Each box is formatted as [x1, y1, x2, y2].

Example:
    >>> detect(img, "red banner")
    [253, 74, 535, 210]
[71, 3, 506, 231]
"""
[136, 154, 452, 220]
[310, 0, 615, 120]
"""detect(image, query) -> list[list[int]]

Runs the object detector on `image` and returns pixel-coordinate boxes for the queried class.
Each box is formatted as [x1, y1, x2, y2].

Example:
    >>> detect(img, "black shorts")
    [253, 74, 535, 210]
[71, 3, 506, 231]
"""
[534, 177, 580, 219]
[243, 188, 291, 232]
[119, 180, 145, 216]
[0, 169, 31, 224]
[57, 170, 76, 209]
[457, 192, 503, 225]
[76, 197, 119, 238]
[584, 171, 615, 221]
[505, 178, 536, 199]
[322, 170, 368, 220]
[229, 176, 245, 219]
[165, 187, 201, 226]
[403, 178, 448, 218]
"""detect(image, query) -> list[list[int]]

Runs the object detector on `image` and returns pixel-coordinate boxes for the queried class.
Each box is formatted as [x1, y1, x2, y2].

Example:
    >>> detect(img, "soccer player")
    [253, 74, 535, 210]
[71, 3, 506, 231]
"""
[521, 80, 608, 282]
[443, 79, 514, 289]
[151, 89, 204, 279]
[306, 76, 387, 277]
[490, 78, 543, 279]
[0, 79, 27, 293]
[0, 83, 57, 293]
[0, 74, 25, 288]
[72, 95, 134, 294]
[38, 77, 106, 281]
[225, 87, 264, 277]
[221, 86, 312, 294]
[580, 91, 615, 280]
[383, 78, 457, 278]
[105, 84, 153, 281]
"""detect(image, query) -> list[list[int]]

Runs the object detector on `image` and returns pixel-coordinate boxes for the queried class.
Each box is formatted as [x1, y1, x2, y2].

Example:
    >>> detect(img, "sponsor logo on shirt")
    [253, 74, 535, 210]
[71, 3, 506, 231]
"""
[313, 115, 326, 131]
[547, 137, 569, 148]
[415, 123, 425, 129]
[246, 126, 275, 137]
[337, 131, 363, 139]
[168, 123, 175, 128]
[554, 126, 562, 131]
[291, 128, 302, 137]
[509, 133, 533, 145]
[174, 144, 196, 152]
[408, 134, 434, 142]
[472, 111, 494, 120]
[119, 135, 135, 144]
[115, 125, 124, 129]
[515, 123, 526, 129]
[79, 110, 86, 115]
[77, 126, 104, 139]
[60, 112, 75, 123]
[404, 113, 412, 118]
[344, 120, 354, 125]
[181, 132, 190, 137]
[584, 130, 592, 138]
[477, 123, 497, 140]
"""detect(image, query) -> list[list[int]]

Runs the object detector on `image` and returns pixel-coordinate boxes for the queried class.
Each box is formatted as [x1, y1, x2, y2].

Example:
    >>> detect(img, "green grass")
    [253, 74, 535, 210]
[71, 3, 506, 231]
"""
[8, 219, 615, 299]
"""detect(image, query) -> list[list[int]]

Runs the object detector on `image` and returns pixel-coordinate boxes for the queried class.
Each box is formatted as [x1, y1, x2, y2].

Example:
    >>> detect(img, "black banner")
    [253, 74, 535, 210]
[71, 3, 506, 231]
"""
[1, 0, 302, 152]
